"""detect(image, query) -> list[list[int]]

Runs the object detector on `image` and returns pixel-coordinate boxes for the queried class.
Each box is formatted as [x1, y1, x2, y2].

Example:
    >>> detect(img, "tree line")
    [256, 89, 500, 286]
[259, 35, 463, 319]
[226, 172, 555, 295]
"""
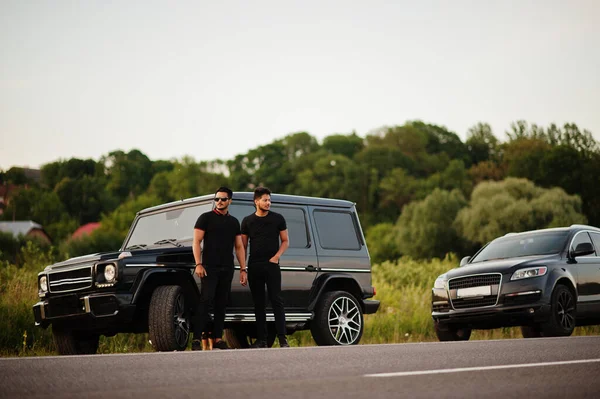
[1, 120, 598, 263]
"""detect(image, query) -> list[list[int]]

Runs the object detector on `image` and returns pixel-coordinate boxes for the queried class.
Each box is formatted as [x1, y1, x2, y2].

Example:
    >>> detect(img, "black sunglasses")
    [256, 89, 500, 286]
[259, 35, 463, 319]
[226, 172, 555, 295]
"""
[214, 197, 230, 202]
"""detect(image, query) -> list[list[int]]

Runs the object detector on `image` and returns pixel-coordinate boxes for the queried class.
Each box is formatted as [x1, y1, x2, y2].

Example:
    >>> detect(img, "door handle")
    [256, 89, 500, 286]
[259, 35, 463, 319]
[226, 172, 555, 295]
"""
[305, 265, 320, 272]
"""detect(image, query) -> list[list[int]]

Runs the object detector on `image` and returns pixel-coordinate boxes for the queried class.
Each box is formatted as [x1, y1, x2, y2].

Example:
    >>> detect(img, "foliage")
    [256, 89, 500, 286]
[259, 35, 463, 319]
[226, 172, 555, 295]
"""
[396, 189, 468, 259]
[455, 178, 587, 245]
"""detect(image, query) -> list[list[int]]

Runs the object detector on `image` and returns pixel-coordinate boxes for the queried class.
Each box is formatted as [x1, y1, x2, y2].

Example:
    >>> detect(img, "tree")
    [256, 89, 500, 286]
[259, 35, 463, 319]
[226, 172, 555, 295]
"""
[395, 188, 468, 259]
[455, 178, 587, 246]
[365, 223, 402, 263]
[322, 133, 364, 159]
[466, 122, 500, 165]
[103, 150, 153, 201]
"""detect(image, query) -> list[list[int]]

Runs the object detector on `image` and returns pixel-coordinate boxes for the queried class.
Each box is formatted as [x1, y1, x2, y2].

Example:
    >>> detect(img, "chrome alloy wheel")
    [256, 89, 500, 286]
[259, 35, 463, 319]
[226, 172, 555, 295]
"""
[556, 289, 576, 330]
[173, 293, 190, 348]
[328, 296, 362, 345]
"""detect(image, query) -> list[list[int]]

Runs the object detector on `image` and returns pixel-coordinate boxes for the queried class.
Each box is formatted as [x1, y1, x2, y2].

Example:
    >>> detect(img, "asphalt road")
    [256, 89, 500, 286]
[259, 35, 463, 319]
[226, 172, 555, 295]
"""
[2, 336, 600, 399]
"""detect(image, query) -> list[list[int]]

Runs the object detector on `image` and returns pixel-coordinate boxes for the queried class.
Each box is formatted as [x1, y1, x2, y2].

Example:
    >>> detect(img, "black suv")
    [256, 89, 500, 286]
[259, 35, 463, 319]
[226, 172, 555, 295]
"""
[33, 192, 379, 354]
[431, 224, 600, 341]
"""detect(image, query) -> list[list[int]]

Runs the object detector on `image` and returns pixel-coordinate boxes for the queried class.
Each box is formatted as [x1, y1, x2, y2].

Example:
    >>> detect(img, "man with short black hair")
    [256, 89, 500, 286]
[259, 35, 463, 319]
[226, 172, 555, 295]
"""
[191, 186, 247, 350]
[241, 186, 290, 348]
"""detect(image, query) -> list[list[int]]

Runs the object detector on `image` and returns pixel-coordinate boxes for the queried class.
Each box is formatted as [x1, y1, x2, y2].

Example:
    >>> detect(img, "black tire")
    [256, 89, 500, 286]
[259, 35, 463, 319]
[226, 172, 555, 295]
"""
[539, 284, 576, 337]
[148, 285, 190, 351]
[53, 326, 99, 355]
[223, 324, 275, 349]
[434, 321, 472, 342]
[520, 325, 542, 338]
[310, 291, 364, 346]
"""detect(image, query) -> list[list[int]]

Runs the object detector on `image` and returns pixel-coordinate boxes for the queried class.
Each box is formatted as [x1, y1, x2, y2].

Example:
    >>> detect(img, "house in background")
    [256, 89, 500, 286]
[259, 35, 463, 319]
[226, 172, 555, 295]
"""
[71, 222, 101, 240]
[0, 221, 52, 244]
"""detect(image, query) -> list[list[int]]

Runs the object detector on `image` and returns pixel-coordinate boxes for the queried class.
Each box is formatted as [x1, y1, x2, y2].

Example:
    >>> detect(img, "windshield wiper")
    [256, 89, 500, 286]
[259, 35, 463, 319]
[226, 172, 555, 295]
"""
[153, 238, 183, 248]
[125, 244, 148, 250]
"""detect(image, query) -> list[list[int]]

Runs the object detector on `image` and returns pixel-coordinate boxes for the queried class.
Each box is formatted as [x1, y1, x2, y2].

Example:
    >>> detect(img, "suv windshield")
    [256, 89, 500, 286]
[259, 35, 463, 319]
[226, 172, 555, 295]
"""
[470, 231, 569, 263]
[123, 202, 212, 249]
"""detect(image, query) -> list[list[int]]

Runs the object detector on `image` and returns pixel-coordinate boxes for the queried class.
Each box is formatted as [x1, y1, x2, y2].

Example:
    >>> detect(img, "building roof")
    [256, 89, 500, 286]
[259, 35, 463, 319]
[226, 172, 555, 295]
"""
[71, 222, 101, 240]
[0, 221, 44, 237]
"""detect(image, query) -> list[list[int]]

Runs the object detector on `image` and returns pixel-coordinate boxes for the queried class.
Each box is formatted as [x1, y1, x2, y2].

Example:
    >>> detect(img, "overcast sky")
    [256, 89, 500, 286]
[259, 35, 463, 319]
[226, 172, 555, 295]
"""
[1, 0, 598, 170]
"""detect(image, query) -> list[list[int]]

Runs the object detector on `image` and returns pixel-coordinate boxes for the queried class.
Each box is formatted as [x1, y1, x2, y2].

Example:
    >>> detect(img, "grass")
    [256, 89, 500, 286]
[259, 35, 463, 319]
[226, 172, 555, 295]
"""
[1, 247, 598, 357]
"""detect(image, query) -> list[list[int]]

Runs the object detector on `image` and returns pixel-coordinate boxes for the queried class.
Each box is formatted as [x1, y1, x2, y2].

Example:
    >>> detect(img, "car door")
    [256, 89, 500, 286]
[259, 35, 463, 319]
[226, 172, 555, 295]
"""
[271, 204, 318, 311]
[570, 231, 600, 315]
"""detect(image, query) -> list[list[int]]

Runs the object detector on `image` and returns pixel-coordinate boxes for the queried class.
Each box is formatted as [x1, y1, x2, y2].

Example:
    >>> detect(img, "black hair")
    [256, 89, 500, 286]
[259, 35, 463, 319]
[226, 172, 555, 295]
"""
[253, 186, 271, 200]
[215, 186, 233, 199]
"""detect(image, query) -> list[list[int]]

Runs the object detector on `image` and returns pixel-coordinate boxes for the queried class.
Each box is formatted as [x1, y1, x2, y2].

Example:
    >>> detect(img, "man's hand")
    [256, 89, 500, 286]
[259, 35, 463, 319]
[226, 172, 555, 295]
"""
[269, 256, 279, 264]
[240, 270, 248, 286]
[195, 264, 207, 278]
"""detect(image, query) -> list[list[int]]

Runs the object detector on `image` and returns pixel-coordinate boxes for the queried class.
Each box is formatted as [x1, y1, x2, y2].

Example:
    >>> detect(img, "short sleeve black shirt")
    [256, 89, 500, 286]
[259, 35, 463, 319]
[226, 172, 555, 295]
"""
[241, 211, 287, 264]
[194, 210, 241, 266]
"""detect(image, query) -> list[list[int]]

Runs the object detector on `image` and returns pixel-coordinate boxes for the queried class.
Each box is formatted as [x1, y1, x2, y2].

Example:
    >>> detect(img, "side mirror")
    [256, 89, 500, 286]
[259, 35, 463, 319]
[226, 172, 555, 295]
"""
[572, 242, 595, 258]
[459, 256, 471, 267]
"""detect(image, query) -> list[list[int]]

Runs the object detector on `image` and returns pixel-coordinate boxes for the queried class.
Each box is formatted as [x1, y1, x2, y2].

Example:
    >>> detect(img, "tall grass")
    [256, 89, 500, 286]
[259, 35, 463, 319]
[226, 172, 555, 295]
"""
[1, 246, 598, 356]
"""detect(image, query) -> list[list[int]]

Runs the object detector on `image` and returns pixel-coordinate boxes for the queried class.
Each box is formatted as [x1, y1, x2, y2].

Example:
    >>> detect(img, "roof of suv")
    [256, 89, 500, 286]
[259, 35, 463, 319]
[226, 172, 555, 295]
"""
[501, 224, 600, 238]
[138, 192, 356, 215]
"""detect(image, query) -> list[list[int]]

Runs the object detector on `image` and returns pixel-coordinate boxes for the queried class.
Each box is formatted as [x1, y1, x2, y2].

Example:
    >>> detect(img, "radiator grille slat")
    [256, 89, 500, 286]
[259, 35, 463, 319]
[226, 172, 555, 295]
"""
[449, 273, 502, 310]
[48, 266, 93, 293]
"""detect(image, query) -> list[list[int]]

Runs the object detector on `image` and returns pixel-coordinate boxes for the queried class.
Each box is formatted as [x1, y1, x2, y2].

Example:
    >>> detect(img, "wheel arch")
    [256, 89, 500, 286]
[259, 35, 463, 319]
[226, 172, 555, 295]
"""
[308, 274, 363, 311]
[132, 268, 200, 311]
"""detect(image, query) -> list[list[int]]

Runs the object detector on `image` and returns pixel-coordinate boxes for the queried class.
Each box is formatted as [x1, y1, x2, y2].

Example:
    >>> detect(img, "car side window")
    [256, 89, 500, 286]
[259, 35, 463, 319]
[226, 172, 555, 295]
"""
[313, 210, 361, 250]
[271, 206, 309, 248]
[590, 232, 600, 256]
[570, 231, 595, 257]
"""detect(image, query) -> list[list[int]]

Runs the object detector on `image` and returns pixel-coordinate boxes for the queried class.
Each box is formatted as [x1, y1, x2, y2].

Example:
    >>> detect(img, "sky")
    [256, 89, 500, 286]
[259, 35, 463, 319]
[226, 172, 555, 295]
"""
[1, 0, 599, 170]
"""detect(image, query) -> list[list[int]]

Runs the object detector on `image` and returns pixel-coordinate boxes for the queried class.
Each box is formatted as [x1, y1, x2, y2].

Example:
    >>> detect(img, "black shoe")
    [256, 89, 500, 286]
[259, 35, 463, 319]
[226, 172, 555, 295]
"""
[212, 340, 230, 350]
[278, 336, 290, 348]
[250, 340, 268, 349]
[191, 339, 202, 351]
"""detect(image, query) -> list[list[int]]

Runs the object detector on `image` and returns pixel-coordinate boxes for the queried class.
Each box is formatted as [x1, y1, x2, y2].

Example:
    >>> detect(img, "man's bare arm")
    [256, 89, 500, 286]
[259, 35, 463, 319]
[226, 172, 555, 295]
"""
[193, 229, 207, 277]
[270, 229, 289, 263]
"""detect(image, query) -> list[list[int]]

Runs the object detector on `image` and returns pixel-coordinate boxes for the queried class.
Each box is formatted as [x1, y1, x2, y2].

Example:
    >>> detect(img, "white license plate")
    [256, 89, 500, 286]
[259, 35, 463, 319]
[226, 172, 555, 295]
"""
[457, 285, 491, 298]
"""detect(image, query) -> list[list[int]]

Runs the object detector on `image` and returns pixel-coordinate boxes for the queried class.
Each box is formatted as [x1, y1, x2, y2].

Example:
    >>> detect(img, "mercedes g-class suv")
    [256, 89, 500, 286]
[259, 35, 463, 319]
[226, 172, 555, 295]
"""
[33, 192, 379, 354]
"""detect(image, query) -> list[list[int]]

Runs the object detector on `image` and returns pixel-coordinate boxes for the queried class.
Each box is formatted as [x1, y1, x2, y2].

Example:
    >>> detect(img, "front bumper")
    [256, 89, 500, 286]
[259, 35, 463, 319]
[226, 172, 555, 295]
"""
[33, 292, 135, 329]
[431, 276, 552, 329]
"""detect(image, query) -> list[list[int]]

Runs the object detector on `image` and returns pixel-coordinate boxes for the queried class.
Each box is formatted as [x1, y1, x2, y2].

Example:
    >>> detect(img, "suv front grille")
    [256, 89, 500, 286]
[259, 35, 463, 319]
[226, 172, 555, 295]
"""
[449, 273, 501, 310]
[48, 266, 93, 293]
[449, 274, 501, 290]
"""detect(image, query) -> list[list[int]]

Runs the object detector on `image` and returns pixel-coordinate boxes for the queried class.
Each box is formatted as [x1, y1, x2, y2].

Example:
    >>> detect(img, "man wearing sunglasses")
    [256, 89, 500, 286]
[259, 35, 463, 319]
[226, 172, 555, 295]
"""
[191, 186, 247, 350]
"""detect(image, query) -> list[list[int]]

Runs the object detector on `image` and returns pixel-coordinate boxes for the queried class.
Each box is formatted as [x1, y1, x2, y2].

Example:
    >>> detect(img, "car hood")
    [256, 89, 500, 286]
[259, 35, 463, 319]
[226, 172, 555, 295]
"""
[445, 254, 560, 278]
[44, 246, 194, 271]
[44, 251, 122, 271]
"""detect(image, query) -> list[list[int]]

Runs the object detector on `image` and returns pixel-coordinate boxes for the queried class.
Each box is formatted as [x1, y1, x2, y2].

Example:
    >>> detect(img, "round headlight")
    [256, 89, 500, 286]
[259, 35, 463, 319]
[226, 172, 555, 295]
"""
[104, 265, 116, 283]
[39, 276, 48, 292]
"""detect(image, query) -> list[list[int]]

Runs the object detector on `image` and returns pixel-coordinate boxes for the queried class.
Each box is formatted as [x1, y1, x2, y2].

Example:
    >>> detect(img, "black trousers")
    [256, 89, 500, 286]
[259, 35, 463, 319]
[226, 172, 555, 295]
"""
[193, 265, 234, 340]
[248, 261, 286, 341]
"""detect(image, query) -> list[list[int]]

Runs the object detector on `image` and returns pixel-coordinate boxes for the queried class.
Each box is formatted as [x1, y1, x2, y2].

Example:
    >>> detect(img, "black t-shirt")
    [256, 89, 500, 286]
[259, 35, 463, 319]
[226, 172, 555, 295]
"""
[241, 211, 287, 264]
[194, 210, 241, 267]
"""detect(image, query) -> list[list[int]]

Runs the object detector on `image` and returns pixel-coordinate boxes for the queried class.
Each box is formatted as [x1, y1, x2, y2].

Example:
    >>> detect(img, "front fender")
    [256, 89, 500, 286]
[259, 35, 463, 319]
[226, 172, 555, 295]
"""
[131, 268, 200, 305]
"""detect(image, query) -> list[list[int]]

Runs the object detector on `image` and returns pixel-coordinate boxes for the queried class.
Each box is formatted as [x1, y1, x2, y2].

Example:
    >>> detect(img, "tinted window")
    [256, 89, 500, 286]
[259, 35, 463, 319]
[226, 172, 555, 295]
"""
[125, 202, 212, 248]
[471, 231, 569, 263]
[570, 231, 595, 256]
[313, 210, 361, 250]
[590, 233, 600, 255]
[272, 206, 309, 248]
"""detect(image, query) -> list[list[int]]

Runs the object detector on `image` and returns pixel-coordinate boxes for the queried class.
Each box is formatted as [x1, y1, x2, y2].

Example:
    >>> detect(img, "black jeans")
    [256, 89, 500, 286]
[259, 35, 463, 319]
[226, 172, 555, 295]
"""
[248, 261, 286, 341]
[193, 265, 234, 340]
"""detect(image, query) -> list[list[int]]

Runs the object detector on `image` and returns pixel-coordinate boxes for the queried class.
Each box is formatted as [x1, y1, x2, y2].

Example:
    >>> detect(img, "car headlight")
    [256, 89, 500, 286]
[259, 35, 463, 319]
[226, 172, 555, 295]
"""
[104, 264, 117, 283]
[39, 275, 48, 293]
[434, 274, 448, 289]
[511, 266, 548, 281]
